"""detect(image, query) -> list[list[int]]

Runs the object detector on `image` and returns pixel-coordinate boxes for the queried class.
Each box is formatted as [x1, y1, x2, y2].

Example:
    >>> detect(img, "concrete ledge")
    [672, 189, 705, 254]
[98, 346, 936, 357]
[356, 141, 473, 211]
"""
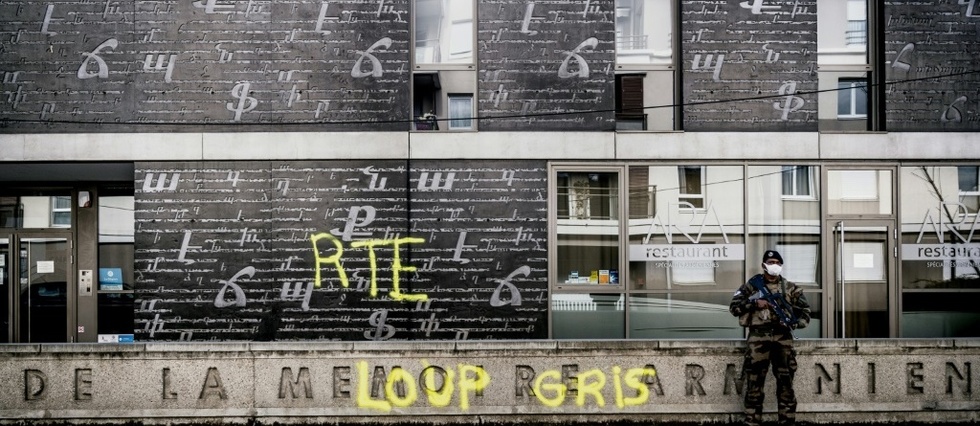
[2, 131, 977, 162]
[351, 341, 457, 352]
[0, 133, 204, 161]
[456, 340, 558, 352]
[820, 132, 980, 160]
[203, 132, 409, 160]
[409, 131, 616, 159]
[616, 132, 822, 160]
[1, 339, 978, 425]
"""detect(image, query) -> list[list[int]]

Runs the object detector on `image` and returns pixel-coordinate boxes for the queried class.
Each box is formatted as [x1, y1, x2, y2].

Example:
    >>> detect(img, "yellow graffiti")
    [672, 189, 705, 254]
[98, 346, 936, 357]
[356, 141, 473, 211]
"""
[457, 364, 490, 410]
[356, 361, 390, 412]
[531, 366, 657, 408]
[622, 367, 657, 407]
[422, 363, 455, 408]
[355, 361, 489, 412]
[310, 233, 427, 301]
[311, 233, 348, 289]
[533, 370, 565, 407]
[576, 369, 606, 407]
[350, 237, 427, 301]
[385, 367, 418, 408]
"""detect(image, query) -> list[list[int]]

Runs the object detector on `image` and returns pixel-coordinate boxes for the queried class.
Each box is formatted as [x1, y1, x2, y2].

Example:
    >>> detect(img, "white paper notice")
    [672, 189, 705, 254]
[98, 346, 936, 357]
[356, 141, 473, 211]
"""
[37, 260, 55, 274]
[853, 253, 874, 268]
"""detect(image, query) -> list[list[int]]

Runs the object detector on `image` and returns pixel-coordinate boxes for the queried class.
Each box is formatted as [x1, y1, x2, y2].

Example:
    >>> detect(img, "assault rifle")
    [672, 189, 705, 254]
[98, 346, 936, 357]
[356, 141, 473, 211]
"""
[748, 276, 799, 335]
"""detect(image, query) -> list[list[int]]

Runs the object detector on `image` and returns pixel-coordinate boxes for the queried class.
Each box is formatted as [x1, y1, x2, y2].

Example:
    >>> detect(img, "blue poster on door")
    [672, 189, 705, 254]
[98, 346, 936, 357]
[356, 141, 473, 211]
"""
[99, 268, 124, 291]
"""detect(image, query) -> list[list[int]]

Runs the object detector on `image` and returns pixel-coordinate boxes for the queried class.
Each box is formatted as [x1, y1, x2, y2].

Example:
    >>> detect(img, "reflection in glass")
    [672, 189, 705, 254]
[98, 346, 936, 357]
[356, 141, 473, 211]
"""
[781, 166, 814, 198]
[625, 166, 745, 338]
[556, 172, 620, 286]
[899, 167, 980, 337]
[552, 293, 625, 339]
[835, 227, 888, 338]
[837, 79, 868, 119]
[415, 0, 473, 65]
[628, 293, 741, 339]
[448, 94, 473, 129]
[827, 169, 892, 215]
[845, 0, 867, 49]
[99, 196, 135, 292]
[19, 238, 68, 343]
[958, 166, 980, 211]
[629, 166, 744, 293]
[748, 166, 821, 336]
[677, 166, 704, 208]
[558, 172, 618, 220]
[99, 195, 136, 339]
[902, 292, 979, 337]
[1, 238, 9, 342]
[4, 196, 73, 229]
[51, 196, 71, 227]
[615, 0, 673, 65]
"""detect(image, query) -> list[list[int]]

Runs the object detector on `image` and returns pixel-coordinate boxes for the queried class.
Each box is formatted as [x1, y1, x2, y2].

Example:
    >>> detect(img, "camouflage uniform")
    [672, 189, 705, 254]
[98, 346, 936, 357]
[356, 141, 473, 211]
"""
[730, 273, 810, 426]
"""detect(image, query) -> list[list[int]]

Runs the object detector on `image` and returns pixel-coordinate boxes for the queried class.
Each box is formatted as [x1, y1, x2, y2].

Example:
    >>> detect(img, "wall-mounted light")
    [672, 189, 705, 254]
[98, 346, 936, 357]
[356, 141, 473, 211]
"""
[78, 191, 92, 208]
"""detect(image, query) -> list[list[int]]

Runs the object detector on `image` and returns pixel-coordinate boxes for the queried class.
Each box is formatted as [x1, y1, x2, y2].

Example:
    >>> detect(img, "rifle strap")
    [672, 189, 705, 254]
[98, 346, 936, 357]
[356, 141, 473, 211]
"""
[750, 275, 797, 322]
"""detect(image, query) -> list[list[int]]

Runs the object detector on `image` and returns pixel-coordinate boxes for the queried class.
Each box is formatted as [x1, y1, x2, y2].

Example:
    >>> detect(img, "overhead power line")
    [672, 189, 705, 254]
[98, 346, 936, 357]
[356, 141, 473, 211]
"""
[1, 69, 978, 127]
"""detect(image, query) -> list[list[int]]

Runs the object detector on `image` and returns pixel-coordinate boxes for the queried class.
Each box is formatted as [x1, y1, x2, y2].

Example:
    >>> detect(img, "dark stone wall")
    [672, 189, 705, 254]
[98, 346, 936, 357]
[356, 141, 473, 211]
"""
[884, 1, 980, 131]
[477, 0, 616, 131]
[134, 160, 548, 341]
[0, 1, 410, 132]
[681, 0, 817, 131]
[3, 1, 979, 133]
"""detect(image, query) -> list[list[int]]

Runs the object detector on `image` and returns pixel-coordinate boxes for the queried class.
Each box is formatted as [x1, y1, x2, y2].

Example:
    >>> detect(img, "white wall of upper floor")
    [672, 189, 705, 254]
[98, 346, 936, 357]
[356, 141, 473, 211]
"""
[1, 131, 977, 162]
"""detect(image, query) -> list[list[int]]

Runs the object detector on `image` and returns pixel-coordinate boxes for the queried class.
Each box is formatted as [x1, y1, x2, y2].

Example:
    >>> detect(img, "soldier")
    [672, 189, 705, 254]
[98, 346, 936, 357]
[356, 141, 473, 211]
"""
[730, 250, 811, 426]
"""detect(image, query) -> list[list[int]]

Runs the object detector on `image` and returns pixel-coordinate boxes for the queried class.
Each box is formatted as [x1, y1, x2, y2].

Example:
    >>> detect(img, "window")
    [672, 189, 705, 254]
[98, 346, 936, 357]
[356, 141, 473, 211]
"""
[628, 166, 654, 219]
[413, 73, 440, 130]
[838, 170, 878, 200]
[838, 79, 868, 119]
[98, 190, 136, 341]
[958, 166, 980, 212]
[776, 243, 819, 284]
[553, 169, 623, 338]
[782, 166, 815, 198]
[50, 196, 71, 228]
[846, 0, 867, 49]
[616, 74, 646, 130]
[677, 166, 704, 209]
[626, 165, 745, 339]
[615, 0, 672, 65]
[448, 94, 473, 130]
[2, 195, 73, 229]
[0, 196, 20, 228]
[747, 165, 821, 337]
[414, 0, 474, 66]
[900, 166, 980, 338]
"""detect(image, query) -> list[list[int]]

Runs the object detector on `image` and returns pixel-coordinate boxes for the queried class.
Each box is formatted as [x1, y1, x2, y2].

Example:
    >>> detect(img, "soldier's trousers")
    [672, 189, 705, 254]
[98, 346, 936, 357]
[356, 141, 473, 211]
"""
[742, 327, 798, 426]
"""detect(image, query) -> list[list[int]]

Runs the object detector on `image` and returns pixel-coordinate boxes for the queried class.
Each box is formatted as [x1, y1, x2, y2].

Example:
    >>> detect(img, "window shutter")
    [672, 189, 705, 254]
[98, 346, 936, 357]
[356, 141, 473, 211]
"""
[629, 167, 651, 219]
[619, 75, 644, 114]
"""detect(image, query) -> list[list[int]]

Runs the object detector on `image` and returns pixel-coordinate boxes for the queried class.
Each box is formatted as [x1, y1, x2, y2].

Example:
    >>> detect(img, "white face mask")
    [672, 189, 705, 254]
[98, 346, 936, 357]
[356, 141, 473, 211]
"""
[764, 263, 782, 277]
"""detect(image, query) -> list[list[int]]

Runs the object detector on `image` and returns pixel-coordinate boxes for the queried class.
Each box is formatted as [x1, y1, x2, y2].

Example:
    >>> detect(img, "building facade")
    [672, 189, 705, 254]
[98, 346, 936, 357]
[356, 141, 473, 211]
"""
[1, 0, 979, 343]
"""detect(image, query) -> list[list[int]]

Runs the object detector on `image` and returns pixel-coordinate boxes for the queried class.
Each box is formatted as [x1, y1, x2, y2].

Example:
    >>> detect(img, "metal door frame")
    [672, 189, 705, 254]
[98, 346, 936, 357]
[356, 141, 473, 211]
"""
[3, 231, 76, 343]
[821, 165, 899, 338]
[823, 219, 897, 338]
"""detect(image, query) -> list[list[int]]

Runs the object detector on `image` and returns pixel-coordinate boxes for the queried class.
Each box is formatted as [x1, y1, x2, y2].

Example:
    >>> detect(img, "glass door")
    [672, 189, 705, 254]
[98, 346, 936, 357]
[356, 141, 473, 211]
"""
[6, 233, 74, 343]
[825, 220, 896, 338]
[1, 235, 10, 341]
